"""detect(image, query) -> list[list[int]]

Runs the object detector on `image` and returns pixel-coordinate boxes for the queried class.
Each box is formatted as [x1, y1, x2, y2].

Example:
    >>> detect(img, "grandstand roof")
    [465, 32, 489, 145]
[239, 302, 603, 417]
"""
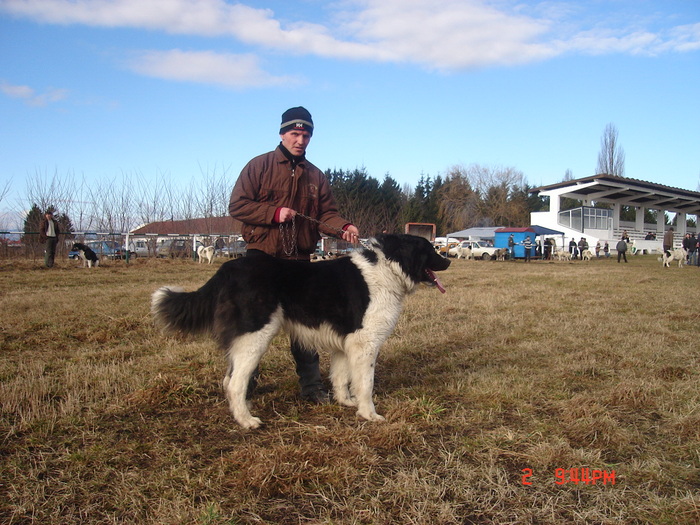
[532, 175, 700, 216]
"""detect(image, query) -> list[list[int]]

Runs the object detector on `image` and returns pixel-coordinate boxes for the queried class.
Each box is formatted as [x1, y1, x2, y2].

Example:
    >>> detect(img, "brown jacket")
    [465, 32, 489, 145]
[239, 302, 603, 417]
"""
[229, 146, 349, 259]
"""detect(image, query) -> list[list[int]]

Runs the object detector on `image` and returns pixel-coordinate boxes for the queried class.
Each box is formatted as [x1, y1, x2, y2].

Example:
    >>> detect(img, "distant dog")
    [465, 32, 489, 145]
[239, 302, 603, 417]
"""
[151, 233, 450, 429]
[556, 250, 572, 261]
[662, 247, 687, 268]
[455, 246, 473, 260]
[197, 245, 215, 264]
[494, 248, 508, 261]
[581, 249, 593, 261]
[71, 243, 99, 268]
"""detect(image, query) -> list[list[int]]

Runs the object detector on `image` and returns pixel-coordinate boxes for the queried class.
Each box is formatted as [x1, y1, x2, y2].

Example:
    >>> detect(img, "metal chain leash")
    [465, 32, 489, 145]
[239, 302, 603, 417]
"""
[295, 213, 346, 236]
[279, 215, 298, 257]
[279, 213, 348, 257]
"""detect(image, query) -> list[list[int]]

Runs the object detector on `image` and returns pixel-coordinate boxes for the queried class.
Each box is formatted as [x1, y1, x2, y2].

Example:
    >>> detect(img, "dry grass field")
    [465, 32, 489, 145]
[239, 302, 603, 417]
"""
[1, 252, 698, 524]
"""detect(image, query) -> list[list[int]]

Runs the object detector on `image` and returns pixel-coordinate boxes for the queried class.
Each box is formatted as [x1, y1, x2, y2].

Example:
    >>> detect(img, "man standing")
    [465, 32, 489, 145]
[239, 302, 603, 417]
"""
[663, 227, 674, 253]
[507, 234, 515, 260]
[229, 106, 359, 403]
[616, 237, 628, 263]
[523, 235, 532, 262]
[39, 210, 60, 268]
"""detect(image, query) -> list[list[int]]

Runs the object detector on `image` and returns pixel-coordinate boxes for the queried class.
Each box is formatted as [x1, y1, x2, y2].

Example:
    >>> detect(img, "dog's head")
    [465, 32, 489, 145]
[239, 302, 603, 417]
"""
[369, 234, 450, 292]
[71, 243, 85, 251]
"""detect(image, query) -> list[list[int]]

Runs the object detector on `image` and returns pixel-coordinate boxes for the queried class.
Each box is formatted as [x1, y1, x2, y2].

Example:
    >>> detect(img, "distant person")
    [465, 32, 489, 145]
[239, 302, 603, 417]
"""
[578, 237, 588, 260]
[569, 238, 578, 259]
[688, 233, 697, 265]
[39, 210, 60, 268]
[663, 228, 674, 253]
[215, 237, 225, 256]
[523, 235, 532, 262]
[508, 234, 515, 259]
[682, 233, 695, 265]
[603, 241, 610, 258]
[621, 230, 630, 243]
[616, 237, 628, 263]
[595, 241, 601, 258]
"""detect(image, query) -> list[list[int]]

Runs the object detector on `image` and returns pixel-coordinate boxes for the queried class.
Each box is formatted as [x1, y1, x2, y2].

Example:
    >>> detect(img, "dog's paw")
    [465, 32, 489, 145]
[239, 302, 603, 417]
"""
[357, 410, 386, 422]
[237, 416, 262, 429]
[335, 393, 357, 407]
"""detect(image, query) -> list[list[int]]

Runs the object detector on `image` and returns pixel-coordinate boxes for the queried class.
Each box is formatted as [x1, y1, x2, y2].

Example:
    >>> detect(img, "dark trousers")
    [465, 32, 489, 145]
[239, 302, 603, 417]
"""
[44, 237, 58, 267]
[245, 339, 323, 398]
[617, 251, 627, 263]
[290, 340, 323, 394]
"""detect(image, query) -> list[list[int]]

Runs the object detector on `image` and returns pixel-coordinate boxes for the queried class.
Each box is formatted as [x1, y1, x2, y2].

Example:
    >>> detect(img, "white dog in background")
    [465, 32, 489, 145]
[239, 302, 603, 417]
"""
[662, 247, 687, 268]
[197, 245, 215, 264]
[581, 249, 593, 261]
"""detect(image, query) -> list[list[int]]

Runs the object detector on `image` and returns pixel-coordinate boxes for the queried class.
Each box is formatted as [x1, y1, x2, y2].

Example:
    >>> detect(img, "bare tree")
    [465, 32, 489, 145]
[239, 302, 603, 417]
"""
[25, 168, 74, 216]
[596, 123, 625, 176]
[196, 163, 233, 220]
[0, 178, 10, 205]
[133, 169, 181, 226]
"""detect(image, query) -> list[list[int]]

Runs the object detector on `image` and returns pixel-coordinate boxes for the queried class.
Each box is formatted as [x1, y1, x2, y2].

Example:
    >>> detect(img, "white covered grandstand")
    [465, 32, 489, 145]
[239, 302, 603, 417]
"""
[530, 175, 700, 254]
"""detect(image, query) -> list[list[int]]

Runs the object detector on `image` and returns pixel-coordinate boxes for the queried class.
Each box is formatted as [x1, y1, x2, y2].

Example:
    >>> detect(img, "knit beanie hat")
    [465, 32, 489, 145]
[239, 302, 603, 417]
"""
[280, 106, 313, 136]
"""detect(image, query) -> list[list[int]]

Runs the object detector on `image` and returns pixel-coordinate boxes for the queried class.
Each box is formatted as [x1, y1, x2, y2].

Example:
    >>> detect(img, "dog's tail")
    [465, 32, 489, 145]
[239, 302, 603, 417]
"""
[151, 286, 216, 336]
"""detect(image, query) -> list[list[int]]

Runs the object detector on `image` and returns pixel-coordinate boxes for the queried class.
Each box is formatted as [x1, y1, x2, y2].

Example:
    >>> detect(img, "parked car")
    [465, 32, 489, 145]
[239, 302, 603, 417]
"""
[436, 242, 459, 256]
[219, 239, 247, 258]
[157, 239, 202, 258]
[448, 240, 499, 260]
[128, 239, 151, 258]
[69, 240, 124, 260]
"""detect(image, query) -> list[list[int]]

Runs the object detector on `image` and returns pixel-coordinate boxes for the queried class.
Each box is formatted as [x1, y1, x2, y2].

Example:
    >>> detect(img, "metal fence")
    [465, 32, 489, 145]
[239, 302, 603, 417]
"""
[0, 232, 245, 261]
[0, 231, 357, 261]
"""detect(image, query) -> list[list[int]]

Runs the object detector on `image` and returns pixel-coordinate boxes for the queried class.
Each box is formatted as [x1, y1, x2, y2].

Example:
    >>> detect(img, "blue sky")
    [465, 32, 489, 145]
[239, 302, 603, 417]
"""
[1, 0, 699, 224]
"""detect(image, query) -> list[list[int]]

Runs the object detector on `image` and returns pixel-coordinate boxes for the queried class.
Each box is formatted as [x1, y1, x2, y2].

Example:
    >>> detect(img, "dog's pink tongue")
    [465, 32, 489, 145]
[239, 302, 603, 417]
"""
[426, 269, 446, 293]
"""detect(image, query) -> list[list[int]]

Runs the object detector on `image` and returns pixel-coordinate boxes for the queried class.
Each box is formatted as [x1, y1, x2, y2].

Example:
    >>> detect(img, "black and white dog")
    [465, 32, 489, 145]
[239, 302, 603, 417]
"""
[151, 233, 450, 429]
[72, 243, 99, 268]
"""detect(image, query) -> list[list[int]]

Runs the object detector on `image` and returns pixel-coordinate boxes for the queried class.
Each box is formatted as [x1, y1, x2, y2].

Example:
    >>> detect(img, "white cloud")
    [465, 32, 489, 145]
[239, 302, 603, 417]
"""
[1, 0, 697, 74]
[0, 81, 68, 106]
[336, 0, 557, 69]
[658, 23, 700, 53]
[124, 49, 302, 88]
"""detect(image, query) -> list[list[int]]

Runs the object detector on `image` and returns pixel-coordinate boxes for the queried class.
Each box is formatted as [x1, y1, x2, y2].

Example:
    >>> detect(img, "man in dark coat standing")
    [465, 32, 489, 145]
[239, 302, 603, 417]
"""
[39, 210, 60, 268]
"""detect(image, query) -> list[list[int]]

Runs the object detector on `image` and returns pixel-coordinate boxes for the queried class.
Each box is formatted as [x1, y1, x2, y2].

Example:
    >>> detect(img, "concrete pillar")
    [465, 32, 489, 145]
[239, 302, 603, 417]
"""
[550, 192, 561, 214]
[613, 203, 621, 230]
[656, 210, 665, 236]
[678, 213, 687, 237]
[635, 207, 644, 233]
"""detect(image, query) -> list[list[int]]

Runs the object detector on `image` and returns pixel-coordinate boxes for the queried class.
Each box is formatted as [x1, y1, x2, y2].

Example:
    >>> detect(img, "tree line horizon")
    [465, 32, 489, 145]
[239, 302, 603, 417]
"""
[10, 123, 693, 239]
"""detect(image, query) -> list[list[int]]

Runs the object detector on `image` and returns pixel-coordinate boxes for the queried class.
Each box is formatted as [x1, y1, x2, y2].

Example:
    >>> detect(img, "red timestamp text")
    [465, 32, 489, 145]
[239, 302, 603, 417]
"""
[521, 468, 616, 486]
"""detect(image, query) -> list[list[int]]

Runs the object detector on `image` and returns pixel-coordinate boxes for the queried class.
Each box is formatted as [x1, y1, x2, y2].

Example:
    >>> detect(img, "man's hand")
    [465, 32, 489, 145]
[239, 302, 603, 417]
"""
[342, 224, 360, 244]
[277, 207, 296, 223]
